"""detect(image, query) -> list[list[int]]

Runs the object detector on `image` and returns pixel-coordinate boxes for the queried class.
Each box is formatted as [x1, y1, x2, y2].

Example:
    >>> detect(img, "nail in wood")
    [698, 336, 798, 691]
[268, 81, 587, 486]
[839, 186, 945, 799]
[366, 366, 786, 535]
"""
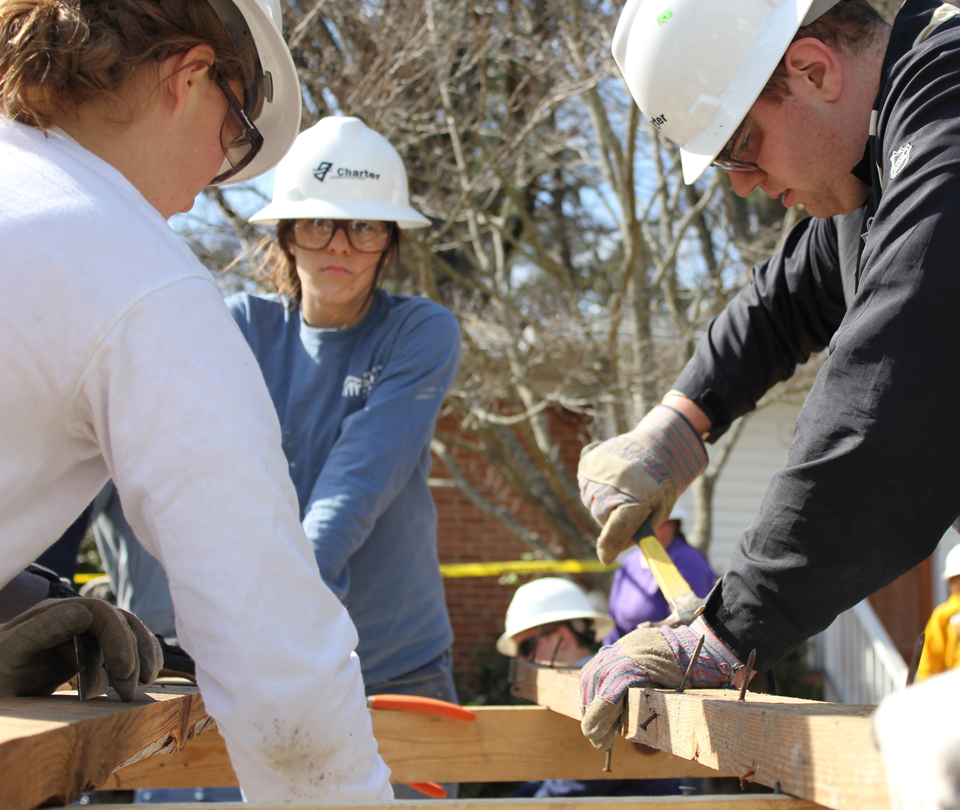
[677, 635, 705, 694]
[738, 649, 757, 701]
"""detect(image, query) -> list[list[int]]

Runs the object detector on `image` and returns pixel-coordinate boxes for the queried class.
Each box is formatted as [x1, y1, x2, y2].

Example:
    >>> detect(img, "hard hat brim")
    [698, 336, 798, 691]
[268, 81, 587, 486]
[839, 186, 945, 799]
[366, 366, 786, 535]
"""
[249, 198, 431, 229]
[615, 0, 840, 186]
[212, 1, 302, 186]
[496, 609, 616, 658]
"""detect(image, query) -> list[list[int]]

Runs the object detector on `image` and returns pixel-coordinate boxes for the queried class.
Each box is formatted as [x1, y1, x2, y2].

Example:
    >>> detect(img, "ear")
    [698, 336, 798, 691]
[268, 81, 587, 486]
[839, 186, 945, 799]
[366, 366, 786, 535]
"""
[157, 44, 218, 118]
[783, 37, 843, 102]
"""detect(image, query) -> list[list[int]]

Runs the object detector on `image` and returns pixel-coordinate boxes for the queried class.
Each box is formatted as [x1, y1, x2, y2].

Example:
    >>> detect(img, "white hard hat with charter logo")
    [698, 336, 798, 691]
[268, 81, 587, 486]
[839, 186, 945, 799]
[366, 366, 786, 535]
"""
[611, 0, 841, 184]
[206, 0, 302, 185]
[496, 577, 614, 658]
[249, 116, 431, 228]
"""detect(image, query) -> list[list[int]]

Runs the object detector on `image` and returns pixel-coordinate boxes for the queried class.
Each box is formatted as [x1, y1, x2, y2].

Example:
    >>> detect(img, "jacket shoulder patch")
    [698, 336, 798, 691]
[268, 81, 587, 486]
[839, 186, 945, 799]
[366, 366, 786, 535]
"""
[889, 142, 912, 179]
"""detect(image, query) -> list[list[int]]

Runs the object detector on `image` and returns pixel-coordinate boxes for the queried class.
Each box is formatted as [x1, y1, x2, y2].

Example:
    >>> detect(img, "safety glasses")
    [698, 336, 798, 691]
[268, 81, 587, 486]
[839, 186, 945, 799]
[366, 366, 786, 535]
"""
[712, 115, 759, 173]
[210, 71, 264, 185]
[517, 626, 559, 660]
[291, 219, 395, 254]
[517, 635, 539, 660]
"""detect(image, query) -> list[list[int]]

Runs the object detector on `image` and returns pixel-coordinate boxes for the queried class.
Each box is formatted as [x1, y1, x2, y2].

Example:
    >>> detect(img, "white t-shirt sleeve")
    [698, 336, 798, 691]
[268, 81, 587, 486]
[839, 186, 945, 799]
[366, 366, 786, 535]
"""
[74, 277, 391, 801]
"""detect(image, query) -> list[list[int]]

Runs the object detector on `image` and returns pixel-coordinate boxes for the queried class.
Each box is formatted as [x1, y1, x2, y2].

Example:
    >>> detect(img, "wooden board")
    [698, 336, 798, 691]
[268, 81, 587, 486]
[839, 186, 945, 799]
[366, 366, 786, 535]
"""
[0, 683, 209, 810]
[52, 797, 826, 810]
[103, 705, 718, 788]
[625, 688, 886, 810]
[510, 662, 889, 810]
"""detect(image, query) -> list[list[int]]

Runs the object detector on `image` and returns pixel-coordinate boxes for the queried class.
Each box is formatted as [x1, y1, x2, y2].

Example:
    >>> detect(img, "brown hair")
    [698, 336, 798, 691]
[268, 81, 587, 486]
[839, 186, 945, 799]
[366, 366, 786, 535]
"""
[760, 0, 888, 104]
[0, 0, 251, 129]
[265, 220, 401, 302]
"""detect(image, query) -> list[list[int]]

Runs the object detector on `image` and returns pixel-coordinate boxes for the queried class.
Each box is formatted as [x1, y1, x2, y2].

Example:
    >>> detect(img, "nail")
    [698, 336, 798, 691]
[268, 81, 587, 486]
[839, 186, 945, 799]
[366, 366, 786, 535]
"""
[738, 649, 757, 701]
[638, 710, 658, 731]
[549, 635, 563, 669]
[677, 635, 705, 693]
[906, 632, 925, 687]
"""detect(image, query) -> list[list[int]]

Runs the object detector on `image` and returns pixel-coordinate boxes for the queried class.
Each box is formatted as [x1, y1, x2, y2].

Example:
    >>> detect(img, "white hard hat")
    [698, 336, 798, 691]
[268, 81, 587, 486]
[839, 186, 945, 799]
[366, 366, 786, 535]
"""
[668, 505, 690, 523]
[943, 546, 960, 580]
[249, 116, 431, 228]
[207, 0, 302, 185]
[496, 578, 615, 658]
[612, 0, 841, 184]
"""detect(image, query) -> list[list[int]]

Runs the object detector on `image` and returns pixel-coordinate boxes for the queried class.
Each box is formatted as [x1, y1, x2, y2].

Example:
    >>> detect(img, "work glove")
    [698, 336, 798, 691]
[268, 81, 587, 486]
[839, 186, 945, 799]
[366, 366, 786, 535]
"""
[580, 617, 739, 750]
[578, 404, 707, 565]
[0, 598, 162, 701]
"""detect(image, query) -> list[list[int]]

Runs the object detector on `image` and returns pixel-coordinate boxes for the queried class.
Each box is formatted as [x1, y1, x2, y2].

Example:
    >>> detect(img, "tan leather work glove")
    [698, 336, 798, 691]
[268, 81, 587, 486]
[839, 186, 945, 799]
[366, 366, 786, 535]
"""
[580, 618, 739, 750]
[0, 598, 162, 700]
[578, 404, 707, 564]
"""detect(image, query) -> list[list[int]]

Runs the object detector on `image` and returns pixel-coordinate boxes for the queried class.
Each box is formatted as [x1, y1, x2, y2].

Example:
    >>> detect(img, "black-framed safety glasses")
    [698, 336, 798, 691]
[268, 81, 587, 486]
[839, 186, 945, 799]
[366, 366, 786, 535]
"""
[210, 71, 264, 184]
[290, 219, 396, 254]
[712, 115, 759, 173]
[517, 625, 560, 660]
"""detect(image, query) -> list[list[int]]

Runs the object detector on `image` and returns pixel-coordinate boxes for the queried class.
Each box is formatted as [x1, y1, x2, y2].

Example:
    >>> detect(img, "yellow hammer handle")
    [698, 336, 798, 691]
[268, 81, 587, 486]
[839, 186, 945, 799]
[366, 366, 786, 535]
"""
[637, 529, 695, 604]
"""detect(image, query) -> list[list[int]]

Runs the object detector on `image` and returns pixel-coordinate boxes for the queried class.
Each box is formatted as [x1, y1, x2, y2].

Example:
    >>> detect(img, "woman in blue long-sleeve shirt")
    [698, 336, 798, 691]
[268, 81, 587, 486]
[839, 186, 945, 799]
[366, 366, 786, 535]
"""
[228, 117, 462, 708]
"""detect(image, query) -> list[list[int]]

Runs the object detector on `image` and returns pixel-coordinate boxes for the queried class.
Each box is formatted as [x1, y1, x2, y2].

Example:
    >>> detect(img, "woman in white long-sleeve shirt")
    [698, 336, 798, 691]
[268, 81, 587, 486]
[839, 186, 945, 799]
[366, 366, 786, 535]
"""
[0, 0, 390, 802]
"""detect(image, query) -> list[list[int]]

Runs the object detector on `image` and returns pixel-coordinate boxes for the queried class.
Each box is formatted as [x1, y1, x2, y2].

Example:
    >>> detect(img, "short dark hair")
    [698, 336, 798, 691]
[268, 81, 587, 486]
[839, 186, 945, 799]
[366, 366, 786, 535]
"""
[760, 0, 888, 104]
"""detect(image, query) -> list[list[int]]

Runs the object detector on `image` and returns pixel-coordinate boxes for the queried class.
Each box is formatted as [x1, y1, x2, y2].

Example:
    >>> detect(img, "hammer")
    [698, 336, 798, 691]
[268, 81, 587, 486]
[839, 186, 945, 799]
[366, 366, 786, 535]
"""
[634, 519, 703, 627]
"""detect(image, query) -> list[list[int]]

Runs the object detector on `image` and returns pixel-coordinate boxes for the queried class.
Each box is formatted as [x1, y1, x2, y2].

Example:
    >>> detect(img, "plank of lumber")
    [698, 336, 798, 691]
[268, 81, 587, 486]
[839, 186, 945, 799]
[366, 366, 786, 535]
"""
[0, 683, 209, 810]
[510, 662, 889, 810]
[510, 663, 816, 722]
[625, 687, 887, 810]
[103, 705, 717, 789]
[52, 797, 826, 810]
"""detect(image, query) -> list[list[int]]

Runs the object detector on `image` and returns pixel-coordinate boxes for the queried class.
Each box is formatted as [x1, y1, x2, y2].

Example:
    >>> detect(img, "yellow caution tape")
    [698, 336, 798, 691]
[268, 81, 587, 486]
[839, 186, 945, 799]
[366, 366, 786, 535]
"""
[72, 560, 616, 587]
[439, 559, 616, 578]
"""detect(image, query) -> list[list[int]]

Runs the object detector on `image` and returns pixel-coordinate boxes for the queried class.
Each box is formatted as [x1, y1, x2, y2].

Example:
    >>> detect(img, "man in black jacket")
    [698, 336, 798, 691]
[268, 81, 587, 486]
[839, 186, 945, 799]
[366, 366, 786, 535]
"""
[579, 0, 960, 757]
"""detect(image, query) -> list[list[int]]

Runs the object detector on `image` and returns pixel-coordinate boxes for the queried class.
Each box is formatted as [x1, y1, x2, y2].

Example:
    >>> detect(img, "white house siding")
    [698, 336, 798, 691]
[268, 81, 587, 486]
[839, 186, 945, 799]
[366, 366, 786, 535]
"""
[686, 400, 801, 576]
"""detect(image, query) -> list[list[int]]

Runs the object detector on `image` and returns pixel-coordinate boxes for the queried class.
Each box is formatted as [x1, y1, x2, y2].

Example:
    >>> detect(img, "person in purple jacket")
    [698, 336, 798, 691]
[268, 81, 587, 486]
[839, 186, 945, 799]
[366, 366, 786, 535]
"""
[604, 508, 716, 644]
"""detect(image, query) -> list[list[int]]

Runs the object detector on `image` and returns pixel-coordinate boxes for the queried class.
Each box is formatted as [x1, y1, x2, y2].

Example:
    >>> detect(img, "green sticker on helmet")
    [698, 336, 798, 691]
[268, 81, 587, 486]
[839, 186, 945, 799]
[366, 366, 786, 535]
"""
[657, 9, 673, 25]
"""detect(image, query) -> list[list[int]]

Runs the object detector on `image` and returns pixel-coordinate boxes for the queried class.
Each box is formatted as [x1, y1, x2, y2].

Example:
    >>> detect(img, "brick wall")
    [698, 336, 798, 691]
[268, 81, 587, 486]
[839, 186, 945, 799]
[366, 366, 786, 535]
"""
[432, 408, 593, 697]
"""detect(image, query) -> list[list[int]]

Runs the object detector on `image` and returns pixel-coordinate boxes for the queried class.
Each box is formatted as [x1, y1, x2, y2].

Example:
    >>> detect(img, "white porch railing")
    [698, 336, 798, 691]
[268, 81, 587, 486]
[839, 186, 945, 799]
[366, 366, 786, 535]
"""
[810, 599, 908, 704]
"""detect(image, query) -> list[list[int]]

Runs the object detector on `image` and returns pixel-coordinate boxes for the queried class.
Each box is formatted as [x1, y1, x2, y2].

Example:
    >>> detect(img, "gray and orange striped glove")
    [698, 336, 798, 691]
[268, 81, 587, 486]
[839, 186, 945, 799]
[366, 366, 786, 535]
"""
[580, 619, 739, 750]
[578, 404, 707, 565]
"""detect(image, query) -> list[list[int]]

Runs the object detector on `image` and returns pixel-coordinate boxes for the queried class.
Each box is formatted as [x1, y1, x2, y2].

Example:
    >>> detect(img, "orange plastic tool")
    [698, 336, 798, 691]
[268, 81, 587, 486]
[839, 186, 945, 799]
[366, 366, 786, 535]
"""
[408, 782, 447, 798]
[366, 694, 476, 722]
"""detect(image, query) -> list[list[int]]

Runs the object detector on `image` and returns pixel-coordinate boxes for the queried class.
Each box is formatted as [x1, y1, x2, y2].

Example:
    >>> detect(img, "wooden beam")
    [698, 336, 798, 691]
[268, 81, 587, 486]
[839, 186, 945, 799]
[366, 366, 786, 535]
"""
[103, 705, 718, 789]
[624, 687, 886, 810]
[510, 662, 889, 810]
[0, 684, 208, 810]
[52, 797, 826, 810]
[510, 662, 583, 720]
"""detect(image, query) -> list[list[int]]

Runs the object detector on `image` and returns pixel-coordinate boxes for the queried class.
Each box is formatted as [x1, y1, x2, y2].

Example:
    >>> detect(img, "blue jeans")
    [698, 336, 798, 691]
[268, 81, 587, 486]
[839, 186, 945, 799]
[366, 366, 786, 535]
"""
[365, 648, 459, 800]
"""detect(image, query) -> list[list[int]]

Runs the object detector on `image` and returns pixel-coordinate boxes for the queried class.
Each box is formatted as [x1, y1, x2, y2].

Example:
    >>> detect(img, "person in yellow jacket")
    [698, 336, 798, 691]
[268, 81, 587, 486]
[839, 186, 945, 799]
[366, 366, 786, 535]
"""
[916, 545, 960, 681]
